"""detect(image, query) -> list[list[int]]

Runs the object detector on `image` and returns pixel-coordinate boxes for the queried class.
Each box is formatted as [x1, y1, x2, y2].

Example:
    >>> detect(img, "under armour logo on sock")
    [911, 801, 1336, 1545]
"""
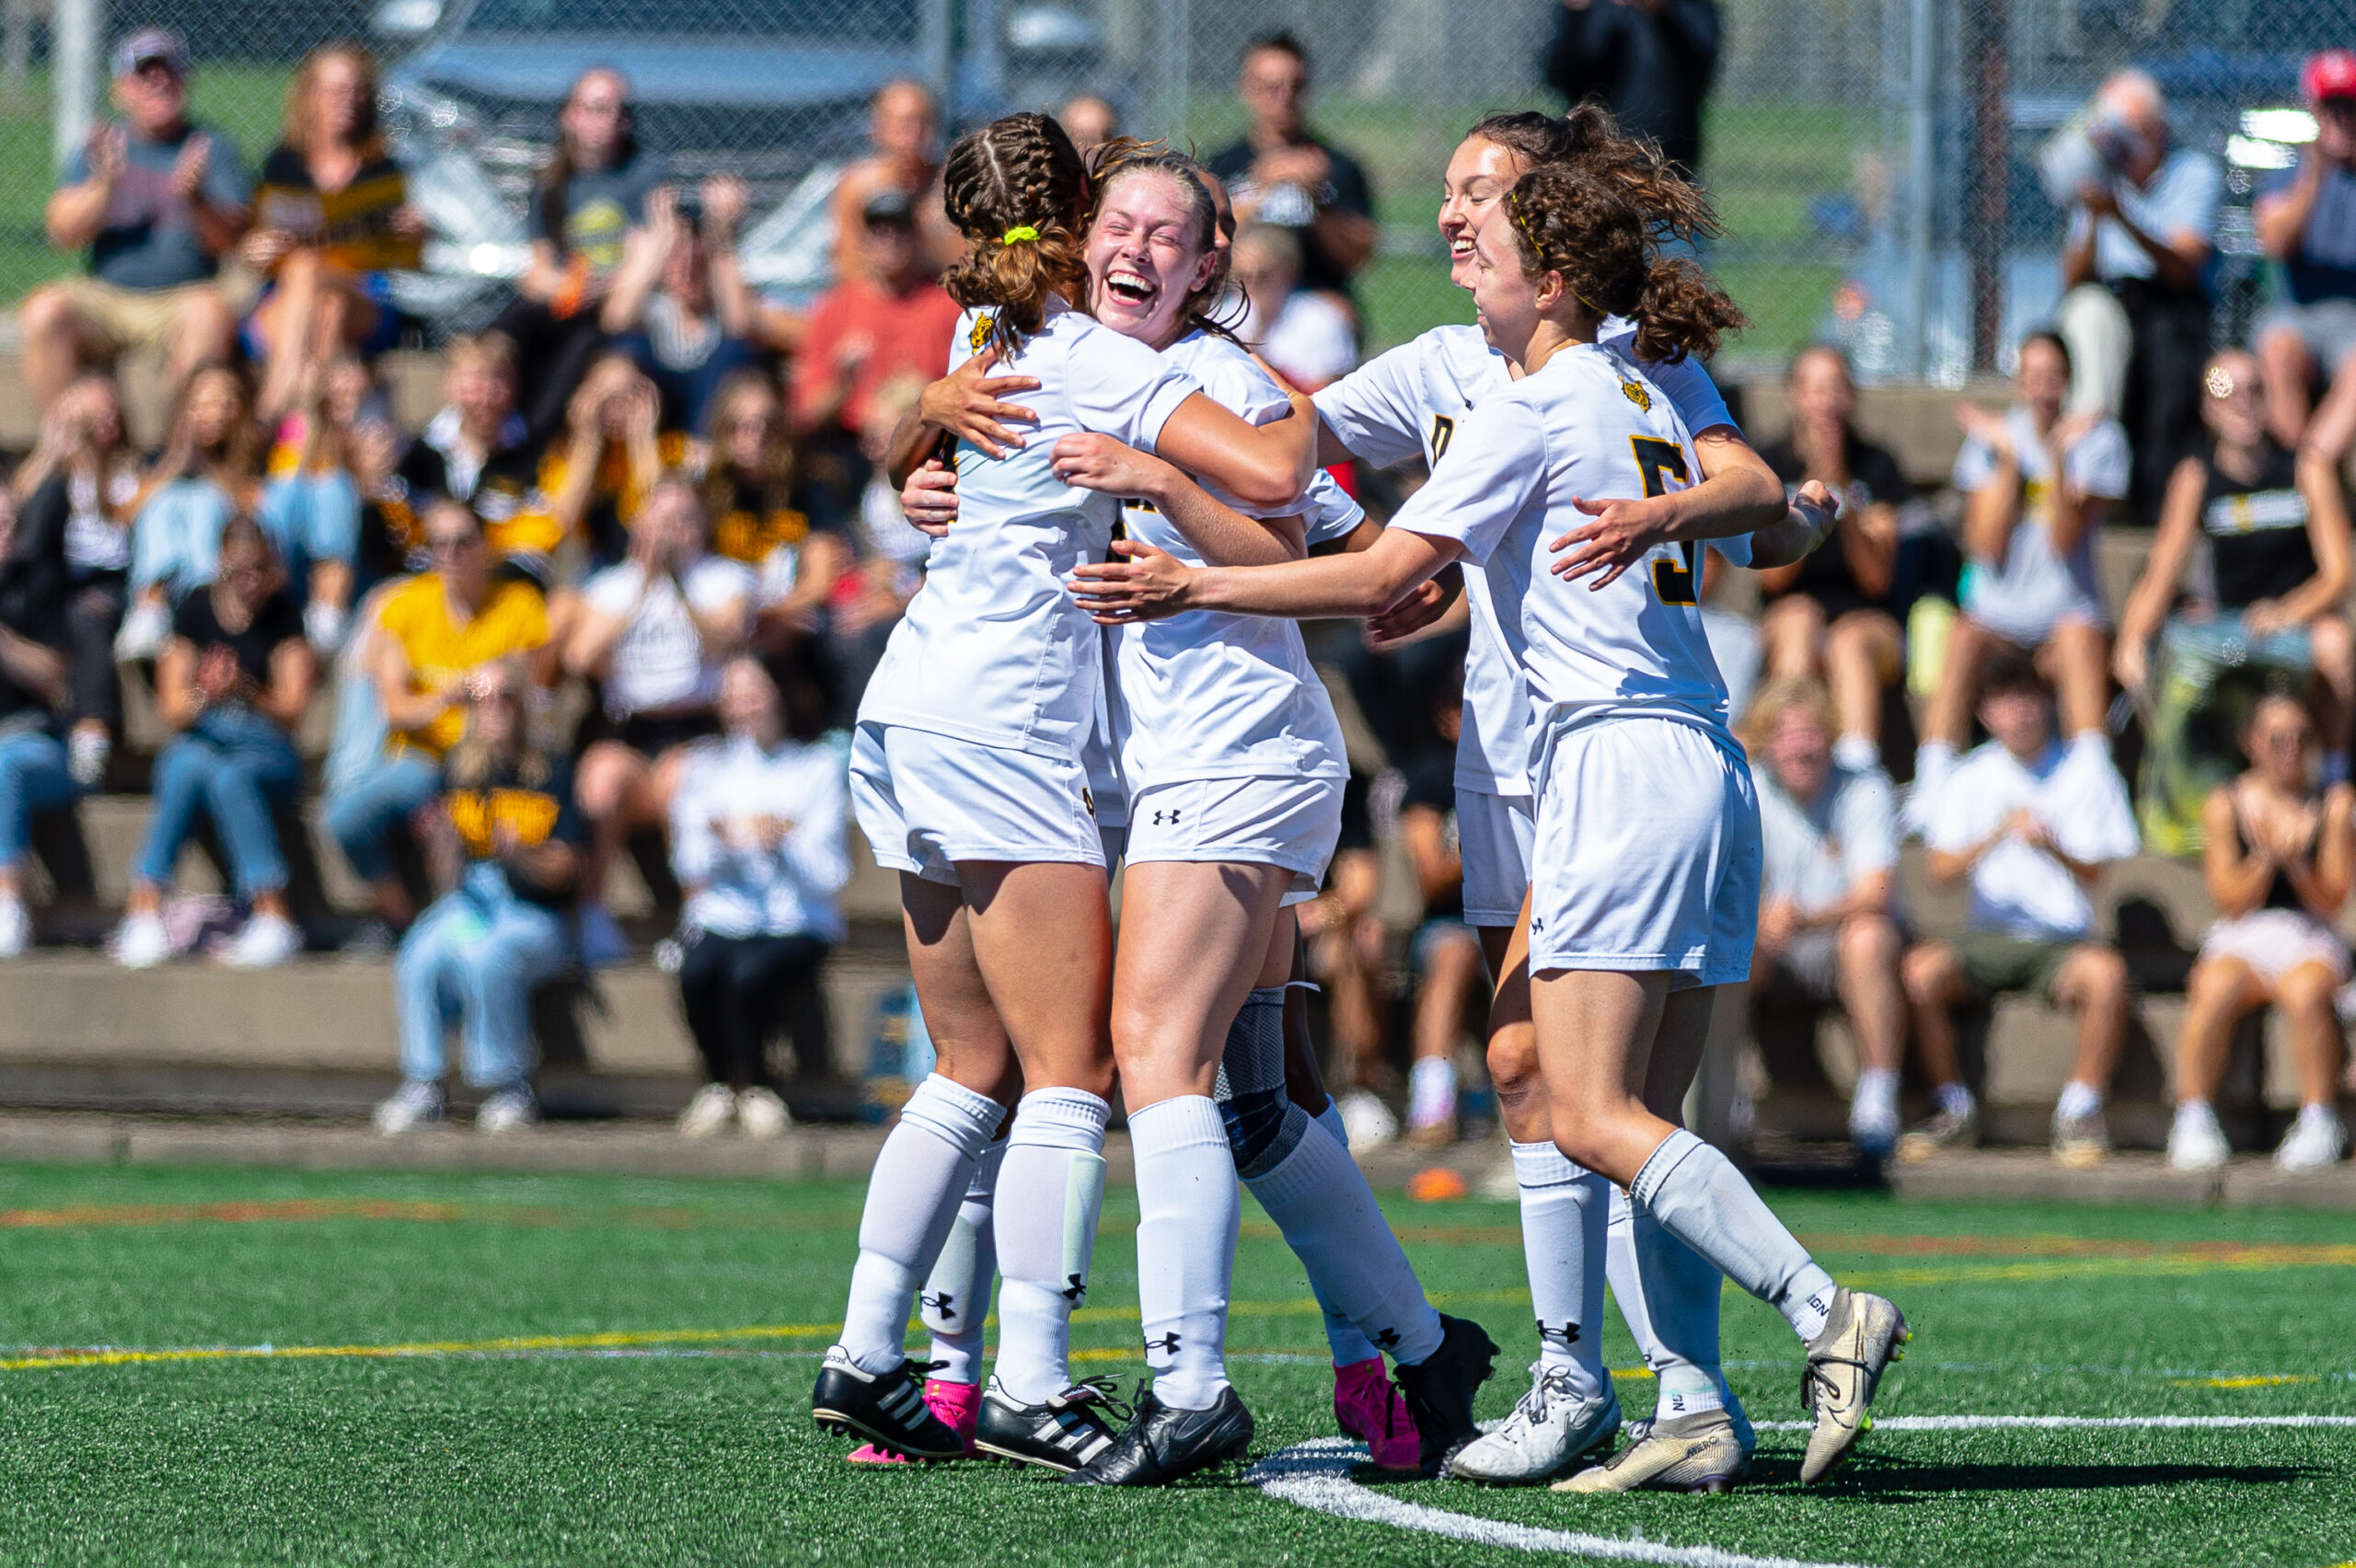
[1373, 1327, 1401, 1350]
[1536, 1318, 1582, 1346]
[1061, 1274, 1087, 1304]
[1144, 1332, 1183, 1356]
[1151, 809, 1181, 825]
[921, 1291, 956, 1321]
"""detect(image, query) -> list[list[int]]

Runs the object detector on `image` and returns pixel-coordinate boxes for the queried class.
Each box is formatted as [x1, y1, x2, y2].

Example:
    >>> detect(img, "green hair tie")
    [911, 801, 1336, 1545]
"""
[1000, 225, 1040, 246]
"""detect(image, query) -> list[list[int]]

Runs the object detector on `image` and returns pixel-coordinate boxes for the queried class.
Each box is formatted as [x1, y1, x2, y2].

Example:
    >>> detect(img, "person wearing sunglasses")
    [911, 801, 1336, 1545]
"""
[2115, 347, 2356, 852]
[116, 515, 316, 969]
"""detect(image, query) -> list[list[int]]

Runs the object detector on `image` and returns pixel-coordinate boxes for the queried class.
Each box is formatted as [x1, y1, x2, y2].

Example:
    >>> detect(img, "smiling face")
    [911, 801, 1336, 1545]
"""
[1466, 203, 1544, 360]
[1440, 136, 1527, 292]
[1087, 168, 1217, 349]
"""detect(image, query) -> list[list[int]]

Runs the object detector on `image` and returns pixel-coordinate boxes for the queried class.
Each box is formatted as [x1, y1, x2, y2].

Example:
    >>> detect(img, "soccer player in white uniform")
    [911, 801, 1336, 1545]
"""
[1071, 160, 1909, 1493]
[809, 111, 1322, 1469]
[891, 143, 1491, 1485]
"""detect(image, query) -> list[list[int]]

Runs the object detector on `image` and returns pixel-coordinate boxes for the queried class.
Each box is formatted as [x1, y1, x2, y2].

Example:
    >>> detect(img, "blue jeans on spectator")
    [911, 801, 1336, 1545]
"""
[0, 729, 78, 870]
[324, 751, 442, 885]
[131, 478, 235, 600]
[618, 332, 762, 434]
[396, 864, 571, 1088]
[134, 709, 301, 899]
[260, 470, 362, 602]
[2162, 607, 2315, 672]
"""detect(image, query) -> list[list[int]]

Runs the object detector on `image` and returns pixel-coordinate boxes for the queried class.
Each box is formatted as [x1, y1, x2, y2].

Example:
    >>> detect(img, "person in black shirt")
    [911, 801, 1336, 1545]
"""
[2117, 348, 2356, 781]
[382, 333, 542, 591]
[375, 656, 583, 1135]
[116, 516, 317, 970]
[1755, 347, 1910, 771]
[1205, 33, 1377, 303]
[0, 490, 76, 959]
[1544, 0, 1722, 179]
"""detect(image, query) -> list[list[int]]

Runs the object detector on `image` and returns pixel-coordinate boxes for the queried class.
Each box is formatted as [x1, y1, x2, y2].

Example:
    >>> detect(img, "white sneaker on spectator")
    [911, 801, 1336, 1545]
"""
[114, 911, 169, 970]
[1335, 1089, 1399, 1151]
[677, 1082, 735, 1139]
[374, 1080, 445, 1135]
[1849, 1070, 1900, 1159]
[67, 728, 110, 790]
[223, 912, 301, 969]
[576, 905, 631, 969]
[113, 599, 170, 662]
[0, 898, 28, 959]
[737, 1086, 791, 1139]
[2274, 1105, 2348, 1172]
[2166, 1101, 2231, 1173]
[476, 1084, 539, 1135]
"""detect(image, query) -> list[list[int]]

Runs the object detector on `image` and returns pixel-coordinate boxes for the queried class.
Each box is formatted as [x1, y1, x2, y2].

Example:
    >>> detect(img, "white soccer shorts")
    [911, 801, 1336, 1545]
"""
[849, 721, 1106, 885]
[1457, 787, 1536, 928]
[1122, 773, 1343, 901]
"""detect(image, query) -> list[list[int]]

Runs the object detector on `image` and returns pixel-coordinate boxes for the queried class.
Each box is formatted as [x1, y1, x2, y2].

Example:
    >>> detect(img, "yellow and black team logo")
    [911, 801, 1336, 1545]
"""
[1080, 786, 1095, 820]
[1429, 413, 1456, 462]
[969, 313, 997, 352]
[1621, 379, 1652, 413]
[446, 788, 561, 859]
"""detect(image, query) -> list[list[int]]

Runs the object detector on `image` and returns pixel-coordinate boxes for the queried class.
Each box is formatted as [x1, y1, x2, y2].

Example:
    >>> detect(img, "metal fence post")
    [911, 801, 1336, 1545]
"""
[1906, 0, 1936, 379]
[52, 0, 104, 173]
[1965, 0, 2009, 374]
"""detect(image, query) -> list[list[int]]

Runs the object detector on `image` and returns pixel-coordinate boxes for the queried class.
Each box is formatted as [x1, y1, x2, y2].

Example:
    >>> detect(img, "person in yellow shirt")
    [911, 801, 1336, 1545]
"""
[325, 501, 549, 936]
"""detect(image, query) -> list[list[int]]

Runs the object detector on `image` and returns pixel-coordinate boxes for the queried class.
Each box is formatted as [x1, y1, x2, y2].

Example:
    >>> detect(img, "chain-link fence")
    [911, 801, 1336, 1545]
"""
[0, 0, 2349, 383]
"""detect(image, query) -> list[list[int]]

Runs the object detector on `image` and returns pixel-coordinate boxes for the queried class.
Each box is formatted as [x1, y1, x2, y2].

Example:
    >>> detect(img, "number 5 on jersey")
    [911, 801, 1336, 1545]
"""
[1630, 435, 1699, 606]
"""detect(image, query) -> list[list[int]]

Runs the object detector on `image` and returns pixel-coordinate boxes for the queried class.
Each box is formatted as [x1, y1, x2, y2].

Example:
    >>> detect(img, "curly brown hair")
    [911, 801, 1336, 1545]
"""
[1502, 163, 1747, 365]
[1466, 106, 1720, 250]
[1086, 138, 1240, 341]
[940, 112, 1092, 354]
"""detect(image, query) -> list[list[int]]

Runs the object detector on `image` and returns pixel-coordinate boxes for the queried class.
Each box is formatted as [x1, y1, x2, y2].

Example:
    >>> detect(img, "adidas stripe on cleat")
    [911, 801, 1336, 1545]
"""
[812, 1347, 968, 1460]
[974, 1378, 1126, 1472]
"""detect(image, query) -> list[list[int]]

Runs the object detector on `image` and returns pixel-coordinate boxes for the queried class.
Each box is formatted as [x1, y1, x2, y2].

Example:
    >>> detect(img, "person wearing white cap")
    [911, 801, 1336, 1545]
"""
[2256, 50, 2356, 462]
[21, 28, 249, 412]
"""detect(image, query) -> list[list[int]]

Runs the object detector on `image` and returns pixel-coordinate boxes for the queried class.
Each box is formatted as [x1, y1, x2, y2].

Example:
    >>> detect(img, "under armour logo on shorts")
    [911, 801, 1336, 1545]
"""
[1151, 809, 1181, 826]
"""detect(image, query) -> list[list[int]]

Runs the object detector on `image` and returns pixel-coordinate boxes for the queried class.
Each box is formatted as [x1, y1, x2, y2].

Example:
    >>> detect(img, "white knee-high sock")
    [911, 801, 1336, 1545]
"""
[839, 1074, 1006, 1374]
[1511, 1140, 1606, 1401]
[991, 1089, 1111, 1405]
[1607, 1182, 1725, 1415]
[1248, 1105, 1445, 1367]
[921, 1138, 1006, 1386]
[1309, 1102, 1381, 1365]
[1133, 1095, 1241, 1411]
[1629, 1129, 1837, 1344]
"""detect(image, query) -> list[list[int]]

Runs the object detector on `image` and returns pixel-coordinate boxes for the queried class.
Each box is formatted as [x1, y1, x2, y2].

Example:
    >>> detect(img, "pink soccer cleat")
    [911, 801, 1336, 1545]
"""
[1332, 1356, 1422, 1472]
[849, 1378, 982, 1463]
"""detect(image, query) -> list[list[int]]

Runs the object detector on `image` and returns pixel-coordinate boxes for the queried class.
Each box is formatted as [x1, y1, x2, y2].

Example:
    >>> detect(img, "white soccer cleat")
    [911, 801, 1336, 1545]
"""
[676, 1083, 735, 1139]
[2274, 1105, 2348, 1172]
[1553, 1404, 1750, 1494]
[1799, 1287, 1909, 1484]
[2167, 1102, 2232, 1173]
[373, 1080, 445, 1136]
[1448, 1363, 1621, 1485]
[736, 1086, 791, 1139]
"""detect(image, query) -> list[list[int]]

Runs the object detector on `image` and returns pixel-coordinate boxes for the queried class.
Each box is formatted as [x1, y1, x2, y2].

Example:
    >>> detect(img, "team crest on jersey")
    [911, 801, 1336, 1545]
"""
[969, 313, 996, 352]
[1620, 378, 1652, 412]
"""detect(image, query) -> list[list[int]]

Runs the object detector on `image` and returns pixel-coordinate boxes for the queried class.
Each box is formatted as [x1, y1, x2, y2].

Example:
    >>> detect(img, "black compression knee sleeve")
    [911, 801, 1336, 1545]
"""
[1215, 986, 1305, 1179]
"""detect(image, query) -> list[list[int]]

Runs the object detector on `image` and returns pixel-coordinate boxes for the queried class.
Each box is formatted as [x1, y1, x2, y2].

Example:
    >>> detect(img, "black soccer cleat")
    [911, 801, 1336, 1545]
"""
[974, 1378, 1127, 1472]
[1062, 1386, 1255, 1487]
[811, 1347, 967, 1460]
[1393, 1313, 1501, 1476]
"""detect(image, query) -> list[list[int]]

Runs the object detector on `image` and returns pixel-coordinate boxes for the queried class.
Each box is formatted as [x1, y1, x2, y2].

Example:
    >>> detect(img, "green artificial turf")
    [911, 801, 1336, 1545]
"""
[0, 1160, 2349, 1565]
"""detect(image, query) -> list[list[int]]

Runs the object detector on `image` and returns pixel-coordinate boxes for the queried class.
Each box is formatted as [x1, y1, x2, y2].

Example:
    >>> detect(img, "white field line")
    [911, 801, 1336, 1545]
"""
[1748, 1414, 2356, 1432]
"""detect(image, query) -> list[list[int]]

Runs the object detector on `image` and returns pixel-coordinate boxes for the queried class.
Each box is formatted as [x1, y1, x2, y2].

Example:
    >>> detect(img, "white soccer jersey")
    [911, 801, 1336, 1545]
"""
[1111, 329, 1352, 788]
[1392, 340, 1742, 760]
[1313, 320, 1735, 794]
[860, 301, 1198, 760]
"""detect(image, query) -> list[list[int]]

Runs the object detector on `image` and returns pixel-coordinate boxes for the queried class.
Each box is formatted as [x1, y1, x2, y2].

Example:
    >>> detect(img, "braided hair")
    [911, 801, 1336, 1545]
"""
[1502, 163, 1747, 365]
[940, 112, 1092, 355]
[1086, 137, 1241, 340]
[1467, 106, 1721, 250]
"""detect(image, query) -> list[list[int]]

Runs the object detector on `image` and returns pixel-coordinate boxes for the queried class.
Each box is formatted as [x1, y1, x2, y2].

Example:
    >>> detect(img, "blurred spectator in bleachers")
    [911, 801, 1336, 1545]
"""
[387, 333, 537, 582]
[1917, 332, 2127, 800]
[703, 370, 850, 666]
[1233, 223, 1357, 392]
[502, 68, 665, 446]
[1900, 652, 2137, 1165]
[2166, 690, 2353, 1174]
[811, 372, 926, 720]
[1207, 33, 1377, 307]
[374, 656, 579, 1136]
[2116, 348, 2354, 853]
[13, 377, 140, 787]
[1744, 677, 1905, 1158]
[115, 516, 316, 971]
[826, 80, 963, 285]
[2254, 51, 2356, 456]
[669, 653, 847, 1139]
[562, 479, 754, 964]
[2054, 70, 2218, 524]
[256, 352, 377, 655]
[242, 43, 422, 422]
[22, 29, 247, 412]
[327, 501, 549, 939]
[604, 179, 761, 434]
[533, 352, 683, 570]
[1058, 94, 1120, 161]
[118, 363, 263, 661]
[0, 486, 75, 959]
[1543, 0, 1720, 179]
[1757, 347, 1907, 771]
[1301, 772, 1391, 1147]
[791, 190, 960, 530]
[1398, 678, 1483, 1147]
